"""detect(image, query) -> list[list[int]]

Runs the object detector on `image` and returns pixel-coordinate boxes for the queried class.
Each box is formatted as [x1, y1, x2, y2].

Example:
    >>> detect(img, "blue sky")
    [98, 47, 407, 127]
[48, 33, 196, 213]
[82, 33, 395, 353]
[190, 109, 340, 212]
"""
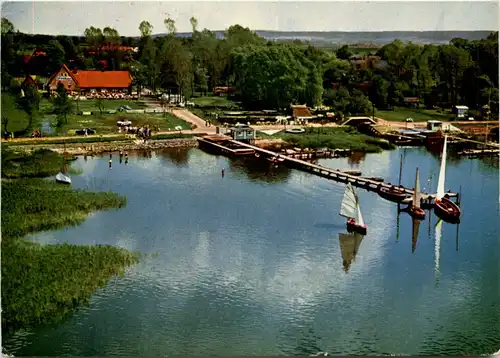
[1, 1, 498, 36]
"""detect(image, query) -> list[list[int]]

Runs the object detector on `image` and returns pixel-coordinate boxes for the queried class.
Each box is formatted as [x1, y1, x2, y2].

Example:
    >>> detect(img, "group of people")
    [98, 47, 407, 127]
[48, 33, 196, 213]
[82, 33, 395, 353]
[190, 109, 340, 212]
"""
[118, 125, 158, 141]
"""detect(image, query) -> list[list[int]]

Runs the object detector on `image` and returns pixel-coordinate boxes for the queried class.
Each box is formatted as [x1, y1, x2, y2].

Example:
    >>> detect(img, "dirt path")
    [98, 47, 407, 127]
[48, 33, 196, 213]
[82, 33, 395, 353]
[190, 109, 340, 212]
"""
[171, 109, 216, 133]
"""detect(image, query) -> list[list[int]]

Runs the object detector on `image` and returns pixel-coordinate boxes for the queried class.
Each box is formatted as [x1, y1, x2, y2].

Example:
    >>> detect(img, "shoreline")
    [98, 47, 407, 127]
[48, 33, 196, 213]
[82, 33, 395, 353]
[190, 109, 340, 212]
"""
[4, 137, 290, 156]
[5, 137, 200, 155]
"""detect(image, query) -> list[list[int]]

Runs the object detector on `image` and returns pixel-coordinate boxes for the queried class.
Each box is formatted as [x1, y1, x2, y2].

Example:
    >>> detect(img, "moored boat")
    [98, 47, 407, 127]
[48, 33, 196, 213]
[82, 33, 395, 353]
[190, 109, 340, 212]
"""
[408, 168, 426, 220]
[55, 147, 72, 185]
[434, 135, 461, 223]
[55, 172, 72, 185]
[340, 183, 367, 235]
[266, 155, 285, 164]
[378, 185, 410, 203]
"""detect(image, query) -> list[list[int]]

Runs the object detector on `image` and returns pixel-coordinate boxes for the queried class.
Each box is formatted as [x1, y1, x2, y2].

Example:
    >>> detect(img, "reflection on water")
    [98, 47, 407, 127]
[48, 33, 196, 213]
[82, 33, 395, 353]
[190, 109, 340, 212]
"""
[338, 231, 365, 273]
[156, 147, 190, 167]
[4, 147, 500, 356]
[228, 157, 293, 184]
[347, 150, 366, 166]
[411, 218, 421, 253]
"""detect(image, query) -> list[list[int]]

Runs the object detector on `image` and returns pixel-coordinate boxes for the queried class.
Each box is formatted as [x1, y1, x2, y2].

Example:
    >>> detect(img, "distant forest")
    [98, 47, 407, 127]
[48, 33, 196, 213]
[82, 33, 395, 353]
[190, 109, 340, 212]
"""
[2, 16, 498, 117]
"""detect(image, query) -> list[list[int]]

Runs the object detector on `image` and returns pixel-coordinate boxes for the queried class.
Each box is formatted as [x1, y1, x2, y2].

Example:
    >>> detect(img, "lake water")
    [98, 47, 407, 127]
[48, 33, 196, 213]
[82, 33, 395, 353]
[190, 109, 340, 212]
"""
[4, 147, 500, 356]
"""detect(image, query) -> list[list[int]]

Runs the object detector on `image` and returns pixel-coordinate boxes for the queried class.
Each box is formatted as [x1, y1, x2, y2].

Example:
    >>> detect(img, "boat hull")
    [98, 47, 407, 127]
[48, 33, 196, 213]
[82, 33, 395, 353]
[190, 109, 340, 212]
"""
[347, 220, 367, 235]
[55, 172, 72, 185]
[409, 207, 426, 220]
[434, 197, 461, 223]
[378, 186, 410, 203]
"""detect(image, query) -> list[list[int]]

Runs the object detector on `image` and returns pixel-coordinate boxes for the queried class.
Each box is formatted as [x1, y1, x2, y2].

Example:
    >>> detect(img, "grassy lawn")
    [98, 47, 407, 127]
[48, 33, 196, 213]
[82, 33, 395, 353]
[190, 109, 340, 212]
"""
[39, 98, 147, 114]
[52, 112, 191, 135]
[191, 95, 241, 109]
[72, 99, 148, 112]
[258, 127, 395, 153]
[376, 107, 455, 122]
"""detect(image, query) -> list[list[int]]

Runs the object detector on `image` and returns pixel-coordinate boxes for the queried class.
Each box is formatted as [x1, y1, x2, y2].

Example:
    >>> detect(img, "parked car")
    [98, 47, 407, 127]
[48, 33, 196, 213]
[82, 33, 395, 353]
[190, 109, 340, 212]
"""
[75, 128, 96, 136]
[118, 105, 133, 111]
[117, 120, 132, 127]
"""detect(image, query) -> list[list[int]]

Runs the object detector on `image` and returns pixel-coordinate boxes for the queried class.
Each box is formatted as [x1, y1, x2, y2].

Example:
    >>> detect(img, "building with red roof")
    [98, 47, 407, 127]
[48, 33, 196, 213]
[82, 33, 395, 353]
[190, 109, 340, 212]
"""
[47, 64, 133, 94]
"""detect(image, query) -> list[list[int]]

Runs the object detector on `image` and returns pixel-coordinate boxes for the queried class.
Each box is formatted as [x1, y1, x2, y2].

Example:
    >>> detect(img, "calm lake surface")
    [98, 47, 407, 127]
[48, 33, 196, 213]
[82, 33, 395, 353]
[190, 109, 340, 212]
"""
[4, 146, 500, 356]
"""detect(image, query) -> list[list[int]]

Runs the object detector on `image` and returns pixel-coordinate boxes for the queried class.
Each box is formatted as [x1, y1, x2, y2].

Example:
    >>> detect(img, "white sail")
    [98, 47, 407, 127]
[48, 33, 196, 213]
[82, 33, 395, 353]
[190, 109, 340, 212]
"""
[436, 136, 448, 200]
[414, 168, 421, 209]
[340, 183, 357, 219]
[356, 203, 365, 226]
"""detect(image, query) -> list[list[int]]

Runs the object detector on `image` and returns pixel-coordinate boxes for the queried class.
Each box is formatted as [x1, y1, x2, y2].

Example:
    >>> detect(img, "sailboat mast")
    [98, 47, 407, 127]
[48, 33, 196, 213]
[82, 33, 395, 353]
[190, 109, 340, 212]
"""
[414, 168, 421, 208]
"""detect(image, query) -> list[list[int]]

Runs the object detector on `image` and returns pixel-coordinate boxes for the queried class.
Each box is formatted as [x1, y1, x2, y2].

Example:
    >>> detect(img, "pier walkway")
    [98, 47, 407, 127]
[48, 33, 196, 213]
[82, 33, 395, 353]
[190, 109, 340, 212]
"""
[230, 140, 458, 200]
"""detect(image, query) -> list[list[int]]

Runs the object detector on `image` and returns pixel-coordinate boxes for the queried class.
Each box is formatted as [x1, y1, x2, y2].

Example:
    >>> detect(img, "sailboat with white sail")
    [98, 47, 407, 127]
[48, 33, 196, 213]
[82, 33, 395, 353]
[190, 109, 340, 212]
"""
[55, 147, 72, 185]
[434, 135, 460, 223]
[339, 183, 367, 235]
[409, 167, 426, 219]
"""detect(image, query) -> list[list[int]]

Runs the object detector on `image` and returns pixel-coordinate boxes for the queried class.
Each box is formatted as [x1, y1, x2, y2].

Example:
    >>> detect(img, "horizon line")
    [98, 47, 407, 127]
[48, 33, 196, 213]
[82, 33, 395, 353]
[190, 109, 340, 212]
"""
[14, 29, 498, 37]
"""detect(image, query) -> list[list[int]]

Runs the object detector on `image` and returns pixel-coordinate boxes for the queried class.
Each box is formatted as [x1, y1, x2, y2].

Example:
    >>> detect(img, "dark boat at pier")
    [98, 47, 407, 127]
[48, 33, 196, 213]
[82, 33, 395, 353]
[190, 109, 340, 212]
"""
[378, 185, 410, 203]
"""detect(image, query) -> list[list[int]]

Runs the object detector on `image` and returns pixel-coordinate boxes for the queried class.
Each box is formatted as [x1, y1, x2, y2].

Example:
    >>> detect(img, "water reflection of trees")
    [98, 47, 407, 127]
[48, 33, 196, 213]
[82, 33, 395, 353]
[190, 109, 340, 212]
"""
[347, 151, 366, 165]
[156, 148, 191, 166]
[228, 157, 292, 184]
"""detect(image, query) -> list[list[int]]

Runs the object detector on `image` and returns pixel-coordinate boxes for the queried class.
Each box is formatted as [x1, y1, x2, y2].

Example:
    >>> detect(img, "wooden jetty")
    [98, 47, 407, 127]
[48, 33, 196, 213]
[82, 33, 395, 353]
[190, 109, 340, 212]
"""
[282, 148, 352, 160]
[228, 139, 458, 201]
[457, 148, 500, 158]
[197, 135, 255, 157]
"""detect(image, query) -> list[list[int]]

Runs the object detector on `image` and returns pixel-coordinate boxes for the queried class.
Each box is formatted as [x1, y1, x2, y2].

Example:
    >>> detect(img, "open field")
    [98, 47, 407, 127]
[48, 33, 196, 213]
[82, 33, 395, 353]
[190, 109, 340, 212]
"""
[53, 112, 192, 135]
[257, 126, 395, 152]
[376, 107, 455, 122]
[190, 95, 241, 109]
[2, 95, 191, 136]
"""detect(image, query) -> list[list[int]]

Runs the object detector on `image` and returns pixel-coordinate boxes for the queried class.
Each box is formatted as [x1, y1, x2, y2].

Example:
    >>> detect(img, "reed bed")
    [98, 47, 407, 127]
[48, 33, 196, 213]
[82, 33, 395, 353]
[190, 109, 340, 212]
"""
[2, 148, 64, 178]
[2, 179, 126, 240]
[1, 150, 136, 334]
[258, 127, 396, 153]
[2, 239, 138, 332]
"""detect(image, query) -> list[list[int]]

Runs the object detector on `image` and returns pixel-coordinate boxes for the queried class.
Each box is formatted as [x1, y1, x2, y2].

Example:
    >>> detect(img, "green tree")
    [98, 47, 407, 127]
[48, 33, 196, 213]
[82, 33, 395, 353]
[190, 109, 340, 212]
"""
[336, 45, 352, 60]
[84, 26, 103, 51]
[139, 21, 153, 38]
[18, 84, 41, 130]
[45, 39, 66, 75]
[53, 83, 73, 126]
[103, 27, 120, 46]
[1, 17, 14, 34]
[96, 98, 105, 116]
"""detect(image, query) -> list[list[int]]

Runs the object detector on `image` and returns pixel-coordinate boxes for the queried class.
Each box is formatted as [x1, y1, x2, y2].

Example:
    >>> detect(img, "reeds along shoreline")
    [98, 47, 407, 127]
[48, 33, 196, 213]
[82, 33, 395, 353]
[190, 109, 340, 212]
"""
[1, 149, 138, 336]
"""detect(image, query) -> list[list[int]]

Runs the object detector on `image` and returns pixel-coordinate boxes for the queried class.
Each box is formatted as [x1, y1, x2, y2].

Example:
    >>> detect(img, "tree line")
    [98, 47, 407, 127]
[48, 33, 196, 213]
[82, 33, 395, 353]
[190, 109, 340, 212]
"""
[1, 16, 498, 117]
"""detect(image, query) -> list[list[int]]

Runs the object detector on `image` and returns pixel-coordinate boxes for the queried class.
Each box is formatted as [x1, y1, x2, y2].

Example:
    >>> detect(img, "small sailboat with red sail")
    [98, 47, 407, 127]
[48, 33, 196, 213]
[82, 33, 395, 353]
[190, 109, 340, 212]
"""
[434, 135, 461, 223]
[409, 168, 425, 220]
[340, 183, 367, 235]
